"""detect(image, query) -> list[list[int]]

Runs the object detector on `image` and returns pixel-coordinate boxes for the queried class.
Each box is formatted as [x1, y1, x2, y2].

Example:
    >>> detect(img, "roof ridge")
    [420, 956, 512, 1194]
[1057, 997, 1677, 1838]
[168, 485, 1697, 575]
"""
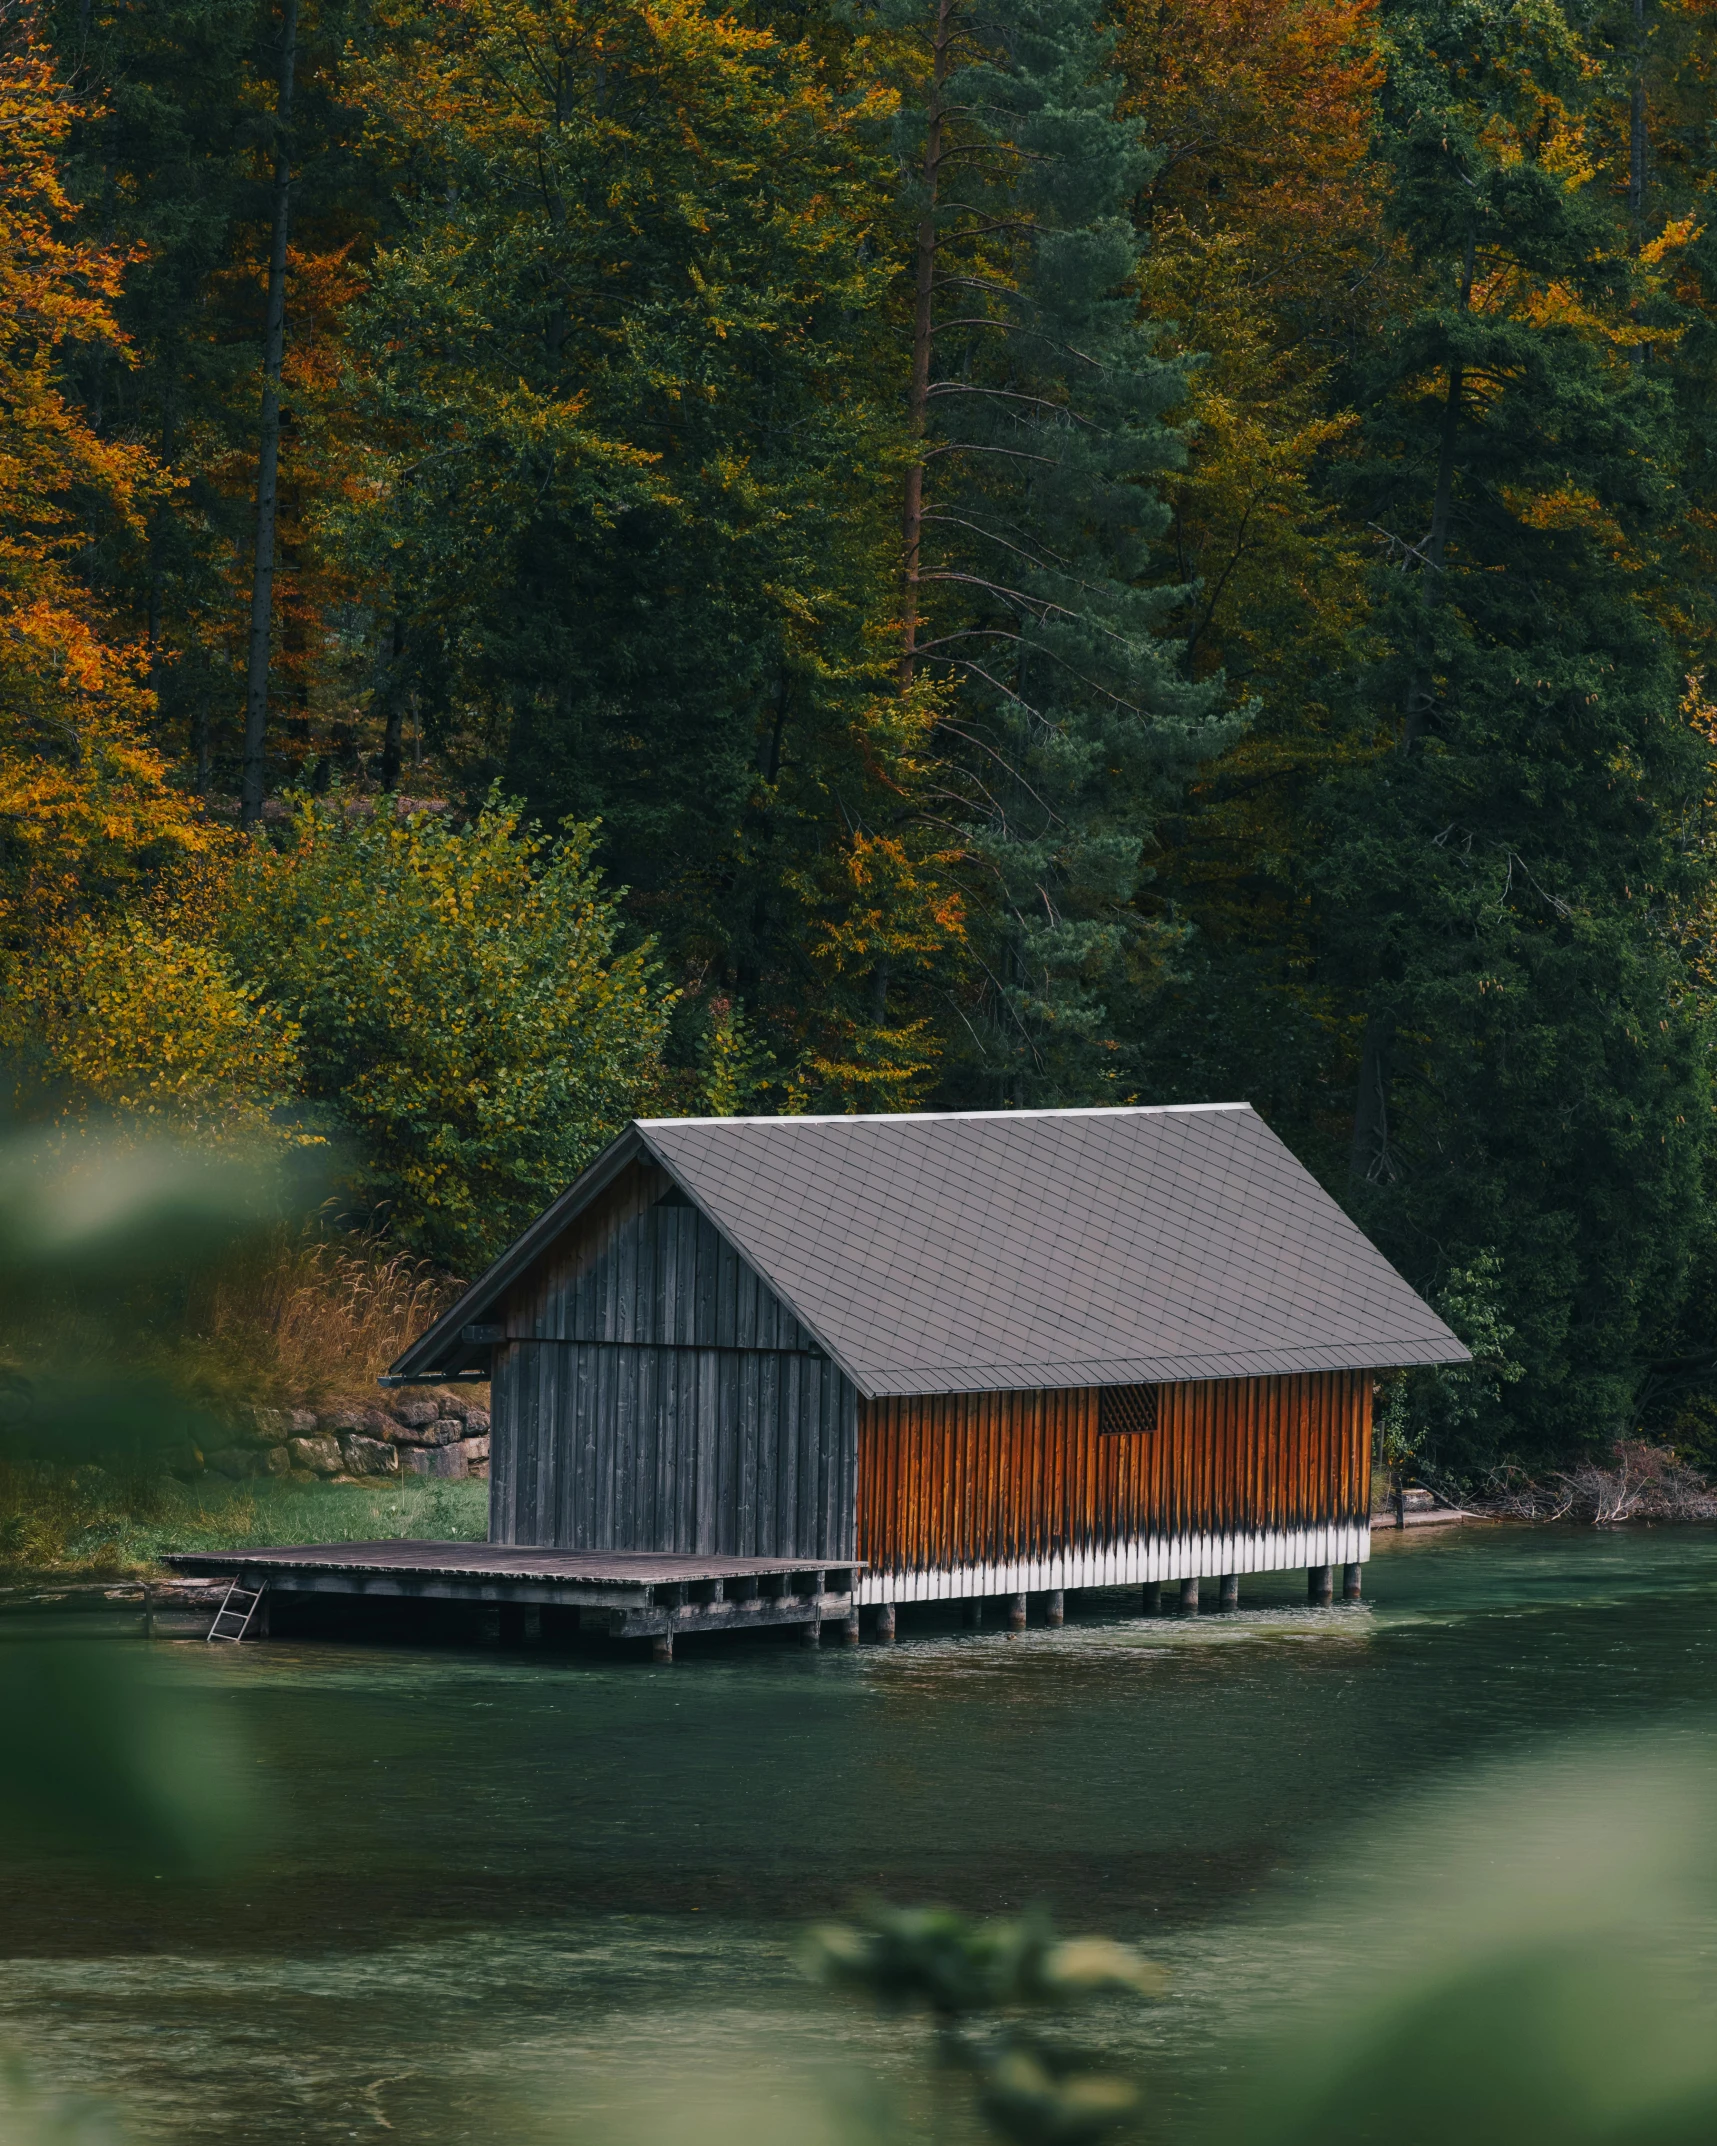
[636, 1102, 1252, 1128]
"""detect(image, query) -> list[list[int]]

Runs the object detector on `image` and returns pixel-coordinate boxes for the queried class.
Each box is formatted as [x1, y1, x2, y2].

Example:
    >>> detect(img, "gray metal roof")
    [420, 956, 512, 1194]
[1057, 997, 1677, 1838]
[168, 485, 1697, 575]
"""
[389, 1104, 1467, 1395]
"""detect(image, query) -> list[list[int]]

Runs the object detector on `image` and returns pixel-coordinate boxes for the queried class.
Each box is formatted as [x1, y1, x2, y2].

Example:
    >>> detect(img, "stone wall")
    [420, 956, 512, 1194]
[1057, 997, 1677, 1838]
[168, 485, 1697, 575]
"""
[204, 1391, 490, 1484]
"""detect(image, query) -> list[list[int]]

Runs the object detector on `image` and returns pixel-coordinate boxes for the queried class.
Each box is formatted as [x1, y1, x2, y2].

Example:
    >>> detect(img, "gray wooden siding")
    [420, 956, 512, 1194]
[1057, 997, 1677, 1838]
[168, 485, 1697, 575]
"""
[489, 1340, 858, 1558]
[507, 1159, 819, 1353]
[489, 1159, 856, 1557]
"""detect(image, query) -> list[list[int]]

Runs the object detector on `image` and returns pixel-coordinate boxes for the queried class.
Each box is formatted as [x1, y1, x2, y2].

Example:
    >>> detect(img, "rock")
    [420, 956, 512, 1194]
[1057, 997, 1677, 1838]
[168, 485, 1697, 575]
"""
[289, 1408, 318, 1435]
[399, 1447, 430, 1476]
[288, 1435, 343, 1477]
[249, 1405, 291, 1445]
[339, 1433, 399, 1476]
[386, 1415, 465, 1448]
[389, 1397, 442, 1431]
[264, 1445, 291, 1477]
[469, 1462, 489, 1480]
[319, 1404, 391, 1438]
[434, 1390, 477, 1422]
[460, 1434, 490, 1465]
[461, 1408, 491, 1438]
[208, 1448, 256, 1480]
[425, 1443, 468, 1479]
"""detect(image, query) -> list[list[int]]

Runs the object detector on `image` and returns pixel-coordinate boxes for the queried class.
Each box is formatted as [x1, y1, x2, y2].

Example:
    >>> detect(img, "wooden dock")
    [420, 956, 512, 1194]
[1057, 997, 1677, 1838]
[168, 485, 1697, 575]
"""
[162, 1542, 861, 1656]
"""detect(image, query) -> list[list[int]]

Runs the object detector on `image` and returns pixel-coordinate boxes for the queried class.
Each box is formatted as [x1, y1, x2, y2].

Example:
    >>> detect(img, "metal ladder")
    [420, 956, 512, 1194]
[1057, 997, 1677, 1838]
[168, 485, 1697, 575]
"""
[207, 1576, 268, 1642]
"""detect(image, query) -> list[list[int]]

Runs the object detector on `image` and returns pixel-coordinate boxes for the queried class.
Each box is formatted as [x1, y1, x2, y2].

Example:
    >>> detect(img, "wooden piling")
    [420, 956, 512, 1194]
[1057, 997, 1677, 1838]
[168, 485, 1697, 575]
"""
[802, 1615, 822, 1648]
[963, 1599, 983, 1628]
[1178, 1576, 1199, 1612]
[1219, 1573, 1239, 1610]
[1342, 1562, 1363, 1601]
[1008, 1593, 1027, 1632]
[651, 1633, 674, 1664]
[1142, 1581, 1162, 1615]
[1307, 1564, 1334, 1606]
[842, 1607, 861, 1645]
[874, 1602, 896, 1643]
[1045, 1589, 1064, 1628]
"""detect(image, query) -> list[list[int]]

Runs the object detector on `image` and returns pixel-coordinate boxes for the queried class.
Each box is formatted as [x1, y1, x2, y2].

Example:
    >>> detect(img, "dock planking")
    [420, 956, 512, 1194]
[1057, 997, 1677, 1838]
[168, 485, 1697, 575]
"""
[162, 1541, 860, 1649]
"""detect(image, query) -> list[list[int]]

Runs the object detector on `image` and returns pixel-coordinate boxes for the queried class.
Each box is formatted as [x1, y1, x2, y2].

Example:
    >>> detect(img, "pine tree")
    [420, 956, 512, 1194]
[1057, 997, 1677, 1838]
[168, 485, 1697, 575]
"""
[886, 0, 1238, 1104]
[1324, 0, 1709, 1469]
[342, 0, 903, 1003]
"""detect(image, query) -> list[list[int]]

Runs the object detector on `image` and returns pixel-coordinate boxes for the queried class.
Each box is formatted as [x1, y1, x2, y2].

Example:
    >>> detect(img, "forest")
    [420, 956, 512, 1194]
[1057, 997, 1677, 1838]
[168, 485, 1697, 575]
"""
[3, 0, 1716, 1483]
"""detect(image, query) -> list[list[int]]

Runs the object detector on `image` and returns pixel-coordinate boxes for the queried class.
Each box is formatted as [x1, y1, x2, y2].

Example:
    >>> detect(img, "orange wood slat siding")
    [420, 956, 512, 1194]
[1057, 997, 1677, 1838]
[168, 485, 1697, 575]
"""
[856, 1373, 1372, 1574]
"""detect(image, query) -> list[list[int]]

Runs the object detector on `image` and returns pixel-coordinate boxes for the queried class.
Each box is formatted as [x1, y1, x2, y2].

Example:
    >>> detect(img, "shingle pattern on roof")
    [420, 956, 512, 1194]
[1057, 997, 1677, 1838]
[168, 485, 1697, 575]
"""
[635, 1105, 1467, 1398]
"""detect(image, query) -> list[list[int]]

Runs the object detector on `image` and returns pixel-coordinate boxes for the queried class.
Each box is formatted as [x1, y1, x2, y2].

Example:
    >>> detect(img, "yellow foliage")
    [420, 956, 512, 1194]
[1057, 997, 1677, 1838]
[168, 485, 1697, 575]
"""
[3, 915, 303, 1140]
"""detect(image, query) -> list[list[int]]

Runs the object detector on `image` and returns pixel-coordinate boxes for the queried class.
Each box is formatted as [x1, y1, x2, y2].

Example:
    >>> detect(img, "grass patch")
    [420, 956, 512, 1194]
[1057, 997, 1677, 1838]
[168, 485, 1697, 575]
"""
[0, 1467, 488, 1576]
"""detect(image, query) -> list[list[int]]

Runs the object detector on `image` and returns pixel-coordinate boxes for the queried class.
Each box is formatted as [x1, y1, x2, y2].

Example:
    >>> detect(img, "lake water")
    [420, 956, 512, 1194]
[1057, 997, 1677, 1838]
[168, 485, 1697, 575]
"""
[4, 1524, 1717, 2146]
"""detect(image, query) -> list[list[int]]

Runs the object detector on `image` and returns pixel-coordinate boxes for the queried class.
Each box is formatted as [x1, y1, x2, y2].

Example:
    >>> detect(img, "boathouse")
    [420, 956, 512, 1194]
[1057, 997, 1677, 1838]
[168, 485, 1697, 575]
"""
[383, 1105, 1467, 1615]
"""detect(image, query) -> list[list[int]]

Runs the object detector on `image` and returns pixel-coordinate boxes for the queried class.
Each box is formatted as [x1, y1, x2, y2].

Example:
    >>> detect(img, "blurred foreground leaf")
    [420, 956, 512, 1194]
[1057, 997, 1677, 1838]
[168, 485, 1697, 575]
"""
[1214, 1738, 1717, 2146]
[0, 2061, 126, 2146]
[0, 1642, 255, 1876]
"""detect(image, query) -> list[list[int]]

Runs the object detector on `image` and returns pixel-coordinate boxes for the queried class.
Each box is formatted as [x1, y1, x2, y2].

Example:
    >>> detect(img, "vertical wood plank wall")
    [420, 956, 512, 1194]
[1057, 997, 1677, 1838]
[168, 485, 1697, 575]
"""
[490, 1158, 857, 1559]
[856, 1373, 1371, 1578]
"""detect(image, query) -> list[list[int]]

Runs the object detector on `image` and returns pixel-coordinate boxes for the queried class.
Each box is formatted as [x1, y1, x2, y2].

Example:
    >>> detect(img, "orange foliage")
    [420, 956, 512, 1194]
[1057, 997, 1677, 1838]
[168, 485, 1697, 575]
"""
[0, 12, 203, 923]
[1117, 0, 1385, 334]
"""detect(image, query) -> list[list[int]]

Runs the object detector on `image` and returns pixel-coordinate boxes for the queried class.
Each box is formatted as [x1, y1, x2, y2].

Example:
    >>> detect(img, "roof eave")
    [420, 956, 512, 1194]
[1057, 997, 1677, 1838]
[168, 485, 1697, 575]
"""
[381, 1126, 648, 1383]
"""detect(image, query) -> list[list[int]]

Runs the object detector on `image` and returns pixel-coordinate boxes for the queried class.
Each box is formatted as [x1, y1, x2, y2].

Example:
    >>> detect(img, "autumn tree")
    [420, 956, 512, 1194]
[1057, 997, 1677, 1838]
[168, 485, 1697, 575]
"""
[0, 9, 202, 934]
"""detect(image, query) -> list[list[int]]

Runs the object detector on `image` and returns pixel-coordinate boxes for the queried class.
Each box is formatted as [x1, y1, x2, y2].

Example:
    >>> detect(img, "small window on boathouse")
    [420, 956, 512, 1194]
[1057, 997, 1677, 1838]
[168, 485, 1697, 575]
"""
[1099, 1383, 1158, 1437]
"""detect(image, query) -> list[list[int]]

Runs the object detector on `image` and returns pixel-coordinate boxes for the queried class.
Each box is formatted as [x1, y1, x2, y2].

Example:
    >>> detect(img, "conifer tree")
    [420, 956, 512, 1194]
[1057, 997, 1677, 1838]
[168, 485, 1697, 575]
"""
[887, 0, 1238, 1103]
[1324, 0, 1708, 1467]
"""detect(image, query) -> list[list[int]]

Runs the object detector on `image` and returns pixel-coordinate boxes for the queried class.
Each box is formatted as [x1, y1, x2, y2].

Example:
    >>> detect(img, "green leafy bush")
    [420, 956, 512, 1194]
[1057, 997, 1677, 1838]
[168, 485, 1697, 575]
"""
[225, 797, 674, 1266]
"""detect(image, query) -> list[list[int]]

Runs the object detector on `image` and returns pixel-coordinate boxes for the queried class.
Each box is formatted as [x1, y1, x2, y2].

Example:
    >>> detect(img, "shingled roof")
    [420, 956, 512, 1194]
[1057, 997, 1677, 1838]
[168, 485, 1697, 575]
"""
[389, 1104, 1467, 1396]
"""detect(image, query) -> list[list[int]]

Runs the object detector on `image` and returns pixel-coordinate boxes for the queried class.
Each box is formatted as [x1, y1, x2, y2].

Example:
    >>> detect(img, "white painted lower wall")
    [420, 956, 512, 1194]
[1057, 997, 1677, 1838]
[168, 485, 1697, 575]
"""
[855, 1523, 1370, 1606]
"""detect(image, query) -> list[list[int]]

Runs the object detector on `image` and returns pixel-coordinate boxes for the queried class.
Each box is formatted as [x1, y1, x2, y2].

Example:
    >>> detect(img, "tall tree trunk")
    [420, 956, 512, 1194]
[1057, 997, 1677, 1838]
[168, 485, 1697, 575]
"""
[899, 0, 957, 690]
[1355, 235, 1475, 1178]
[1630, 0, 1647, 245]
[240, 0, 298, 830]
[1629, 0, 1649, 365]
[378, 615, 406, 791]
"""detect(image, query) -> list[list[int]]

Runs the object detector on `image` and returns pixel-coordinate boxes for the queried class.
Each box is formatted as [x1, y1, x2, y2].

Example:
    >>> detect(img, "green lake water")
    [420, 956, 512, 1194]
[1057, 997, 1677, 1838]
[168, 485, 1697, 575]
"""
[5, 1525, 1717, 2146]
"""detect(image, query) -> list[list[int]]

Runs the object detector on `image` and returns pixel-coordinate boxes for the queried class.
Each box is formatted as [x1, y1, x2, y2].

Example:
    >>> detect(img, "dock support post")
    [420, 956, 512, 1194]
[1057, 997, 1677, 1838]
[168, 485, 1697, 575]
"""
[963, 1599, 983, 1629]
[1219, 1573, 1239, 1610]
[842, 1607, 861, 1646]
[802, 1615, 822, 1648]
[1008, 1593, 1027, 1633]
[1142, 1581, 1162, 1616]
[651, 1633, 674, 1664]
[1343, 1562, 1363, 1602]
[874, 1602, 896, 1644]
[1308, 1564, 1334, 1606]
[1045, 1589, 1064, 1628]
[1178, 1576, 1200, 1612]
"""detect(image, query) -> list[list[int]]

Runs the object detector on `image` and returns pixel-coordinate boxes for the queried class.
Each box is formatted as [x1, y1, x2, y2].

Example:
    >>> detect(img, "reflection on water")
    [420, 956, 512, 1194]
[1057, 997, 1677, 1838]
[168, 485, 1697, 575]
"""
[3, 1525, 1717, 2144]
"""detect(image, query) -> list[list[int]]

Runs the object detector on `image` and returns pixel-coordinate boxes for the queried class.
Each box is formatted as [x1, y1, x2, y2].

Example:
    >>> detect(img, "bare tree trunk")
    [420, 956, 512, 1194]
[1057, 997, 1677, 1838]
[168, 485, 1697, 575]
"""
[899, 0, 957, 690]
[240, 0, 298, 830]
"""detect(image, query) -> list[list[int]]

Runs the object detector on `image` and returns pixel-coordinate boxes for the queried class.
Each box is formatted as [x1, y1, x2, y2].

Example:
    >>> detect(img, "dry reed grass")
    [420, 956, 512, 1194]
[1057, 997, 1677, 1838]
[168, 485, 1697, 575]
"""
[187, 1226, 476, 1410]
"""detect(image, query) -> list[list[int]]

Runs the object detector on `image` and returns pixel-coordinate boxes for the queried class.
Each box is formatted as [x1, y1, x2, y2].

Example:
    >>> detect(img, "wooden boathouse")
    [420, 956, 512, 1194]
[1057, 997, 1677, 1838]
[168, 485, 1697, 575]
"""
[382, 1104, 1467, 1624]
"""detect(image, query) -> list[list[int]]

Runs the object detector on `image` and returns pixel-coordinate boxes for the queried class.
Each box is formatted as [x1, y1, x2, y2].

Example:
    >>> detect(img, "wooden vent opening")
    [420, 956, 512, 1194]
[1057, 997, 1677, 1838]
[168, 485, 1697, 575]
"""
[1098, 1383, 1159, 1437]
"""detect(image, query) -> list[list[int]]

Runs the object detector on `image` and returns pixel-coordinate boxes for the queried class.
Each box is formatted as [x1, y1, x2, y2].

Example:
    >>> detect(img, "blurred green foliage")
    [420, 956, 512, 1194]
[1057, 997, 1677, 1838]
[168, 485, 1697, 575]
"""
[806, 1908, 1164, 2146]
